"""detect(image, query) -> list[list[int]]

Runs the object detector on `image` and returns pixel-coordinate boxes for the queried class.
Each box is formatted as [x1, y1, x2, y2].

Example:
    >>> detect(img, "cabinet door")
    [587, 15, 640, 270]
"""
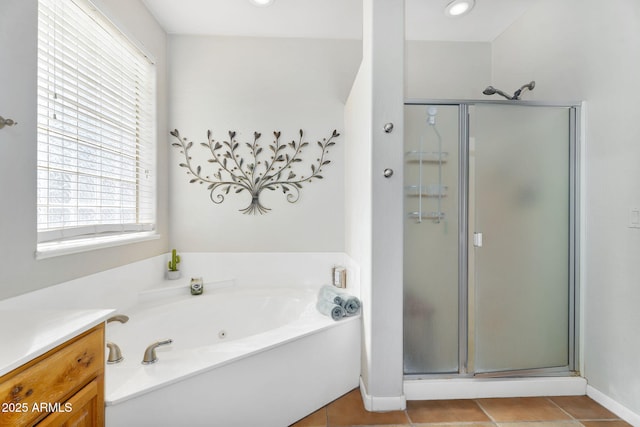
[0, 325, 104, 427]
[37, 378, 103, 427]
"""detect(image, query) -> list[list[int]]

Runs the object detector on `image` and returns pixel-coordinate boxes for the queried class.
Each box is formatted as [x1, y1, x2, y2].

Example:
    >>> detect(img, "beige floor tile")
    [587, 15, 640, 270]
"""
[496, 422, 582, 427]
[549, 396, 618, 420]
[413, 423, 496, 427]
[326, 389, 410, 426]
[407, 399, 492, 423]
[477, 397, 573, 422]
[581, 421, 633, 427]
[290, 407, 327, 427]
[290, 391, 633, 427]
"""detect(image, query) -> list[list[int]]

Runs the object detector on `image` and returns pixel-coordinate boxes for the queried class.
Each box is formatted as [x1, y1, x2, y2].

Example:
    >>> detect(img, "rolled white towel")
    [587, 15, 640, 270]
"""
[318, 285, 345, 305]
[316, 298, 346, 321]
[318, 285, 361, 316]
[341, 296, 361, 316]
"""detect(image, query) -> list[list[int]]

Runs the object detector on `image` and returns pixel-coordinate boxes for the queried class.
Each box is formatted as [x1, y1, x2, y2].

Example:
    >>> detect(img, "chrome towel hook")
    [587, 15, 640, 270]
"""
[0, 116, 18, 129]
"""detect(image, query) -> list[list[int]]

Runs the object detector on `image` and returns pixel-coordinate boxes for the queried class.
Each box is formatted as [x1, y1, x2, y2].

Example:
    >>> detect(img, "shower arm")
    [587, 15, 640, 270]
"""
[494, 88, 514, 100]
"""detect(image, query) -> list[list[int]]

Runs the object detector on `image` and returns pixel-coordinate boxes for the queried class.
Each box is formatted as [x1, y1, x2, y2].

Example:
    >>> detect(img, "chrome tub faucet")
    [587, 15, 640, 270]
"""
[106, 314, 129, 364]
[106, 342, 124, 364]
[142, 339, 173, 364]
[107, 314, 129, 324]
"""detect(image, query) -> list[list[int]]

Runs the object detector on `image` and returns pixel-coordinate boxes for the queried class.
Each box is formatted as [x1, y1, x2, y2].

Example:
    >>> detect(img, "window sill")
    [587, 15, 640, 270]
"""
[35, 231, 161, 260]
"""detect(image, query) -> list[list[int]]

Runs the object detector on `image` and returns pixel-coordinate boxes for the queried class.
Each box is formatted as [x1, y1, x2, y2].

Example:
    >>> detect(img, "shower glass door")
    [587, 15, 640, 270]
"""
[403, 104, 460, 375]
[403, 101, 578, 377]
[469, 104, 572, 374]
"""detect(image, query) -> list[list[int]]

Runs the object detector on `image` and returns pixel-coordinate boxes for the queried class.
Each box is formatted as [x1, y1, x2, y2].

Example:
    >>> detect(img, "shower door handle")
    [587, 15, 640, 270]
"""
[473, 232, 483, 248]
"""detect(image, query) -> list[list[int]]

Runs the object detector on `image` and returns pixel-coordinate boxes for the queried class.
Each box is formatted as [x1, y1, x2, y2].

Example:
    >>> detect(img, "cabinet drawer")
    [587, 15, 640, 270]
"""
[36, 378, 101, 427]
[0, 325, 104, 427]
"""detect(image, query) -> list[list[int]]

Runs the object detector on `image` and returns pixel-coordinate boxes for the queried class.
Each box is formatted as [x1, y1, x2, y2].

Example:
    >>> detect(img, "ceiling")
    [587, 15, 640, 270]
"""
[142, 0, 536, 42]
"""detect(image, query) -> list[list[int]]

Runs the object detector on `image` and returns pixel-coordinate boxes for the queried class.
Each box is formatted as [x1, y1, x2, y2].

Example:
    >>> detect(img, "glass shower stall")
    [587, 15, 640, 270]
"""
[403, 101, 580, 377]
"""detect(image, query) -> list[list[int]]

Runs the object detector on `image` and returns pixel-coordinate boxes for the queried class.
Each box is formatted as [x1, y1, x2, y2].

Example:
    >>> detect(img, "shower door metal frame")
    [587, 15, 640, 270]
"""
[403, 99, 581, 379]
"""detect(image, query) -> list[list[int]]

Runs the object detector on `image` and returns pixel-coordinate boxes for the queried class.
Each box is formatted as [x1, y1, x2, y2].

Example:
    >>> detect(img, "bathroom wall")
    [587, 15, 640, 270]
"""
[167, 35, 361, 252]
[0, 0, 169, 300]
[165, 34, 490, 255]
[492, 0, 640, 420]
[345, 57, 373, 393]
[345, 0, 405, 410]
[405, 41, 491, 99]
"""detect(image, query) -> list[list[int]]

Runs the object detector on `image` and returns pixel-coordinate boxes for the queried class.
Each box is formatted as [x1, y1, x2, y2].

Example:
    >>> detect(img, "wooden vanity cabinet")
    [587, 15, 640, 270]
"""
[0, 323, 105, 427]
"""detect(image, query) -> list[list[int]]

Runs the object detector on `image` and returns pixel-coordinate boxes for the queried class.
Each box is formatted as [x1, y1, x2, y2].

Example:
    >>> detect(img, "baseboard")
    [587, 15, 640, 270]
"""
[587, 385, 640, 427]
[359, 377, 407, 412]
[404, 376, 587, 400]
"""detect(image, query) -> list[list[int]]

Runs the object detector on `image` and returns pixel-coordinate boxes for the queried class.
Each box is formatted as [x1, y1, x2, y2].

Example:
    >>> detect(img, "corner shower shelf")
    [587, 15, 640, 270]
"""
[406, 128, 447, 223]
[405, 185, 448, 197]
[405, 151, 448, 163]
[407, 211, 445, 221]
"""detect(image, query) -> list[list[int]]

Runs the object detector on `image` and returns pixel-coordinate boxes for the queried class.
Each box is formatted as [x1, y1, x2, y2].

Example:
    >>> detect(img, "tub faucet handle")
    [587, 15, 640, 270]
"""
[106, 341, 124, 364]
[142, 339, 173, 364]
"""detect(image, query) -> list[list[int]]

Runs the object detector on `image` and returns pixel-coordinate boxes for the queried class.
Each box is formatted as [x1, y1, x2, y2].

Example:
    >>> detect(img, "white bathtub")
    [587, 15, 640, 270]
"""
[105, 282, 361, 427]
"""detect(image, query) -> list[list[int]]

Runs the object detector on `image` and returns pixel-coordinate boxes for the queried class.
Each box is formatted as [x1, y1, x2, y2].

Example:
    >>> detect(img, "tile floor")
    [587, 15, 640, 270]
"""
[290, 388, 632, 427]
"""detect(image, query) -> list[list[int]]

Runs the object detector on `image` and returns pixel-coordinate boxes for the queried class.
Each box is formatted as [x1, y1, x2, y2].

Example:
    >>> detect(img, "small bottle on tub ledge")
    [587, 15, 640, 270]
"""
[190, 277, 204, 295]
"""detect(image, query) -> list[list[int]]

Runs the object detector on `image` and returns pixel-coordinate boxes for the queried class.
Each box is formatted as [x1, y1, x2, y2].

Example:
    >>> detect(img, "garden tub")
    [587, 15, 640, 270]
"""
[104, 282, 361, 427]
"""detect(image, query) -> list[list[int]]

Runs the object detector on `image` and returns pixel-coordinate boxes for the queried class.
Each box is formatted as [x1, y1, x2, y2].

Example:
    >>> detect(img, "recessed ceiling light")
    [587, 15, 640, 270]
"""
[249, 0, 274, 6]
[445, 0, 475, 17]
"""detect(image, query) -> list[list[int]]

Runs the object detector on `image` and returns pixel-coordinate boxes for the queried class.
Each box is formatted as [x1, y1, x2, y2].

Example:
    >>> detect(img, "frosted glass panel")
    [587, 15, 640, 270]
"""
[471, 105, 570, 373]
[403, 105, 459, 374]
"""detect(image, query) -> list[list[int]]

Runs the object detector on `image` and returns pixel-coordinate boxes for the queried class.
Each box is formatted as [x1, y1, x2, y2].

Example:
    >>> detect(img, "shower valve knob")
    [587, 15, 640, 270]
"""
[0, 116, 18, 129]
[383, 168, 394, 178]
[383, 123, 394, 133]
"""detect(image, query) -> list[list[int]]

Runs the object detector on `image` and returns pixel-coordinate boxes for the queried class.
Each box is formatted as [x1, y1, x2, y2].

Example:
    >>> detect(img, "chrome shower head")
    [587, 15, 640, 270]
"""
[482, 85, 513, 100]
[482, 86, 496, 95]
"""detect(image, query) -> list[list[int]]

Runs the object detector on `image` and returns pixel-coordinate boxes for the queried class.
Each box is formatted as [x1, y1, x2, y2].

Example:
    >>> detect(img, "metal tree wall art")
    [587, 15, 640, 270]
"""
[169, 128, 340, 214]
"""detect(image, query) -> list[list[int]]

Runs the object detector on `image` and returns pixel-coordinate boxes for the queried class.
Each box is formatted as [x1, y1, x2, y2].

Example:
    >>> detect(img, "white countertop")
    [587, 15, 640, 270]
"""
[0, 308, 115, 377]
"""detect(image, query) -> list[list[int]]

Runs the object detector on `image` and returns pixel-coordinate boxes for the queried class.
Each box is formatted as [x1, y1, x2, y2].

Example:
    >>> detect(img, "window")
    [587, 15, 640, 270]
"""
[37, 0, 156, 255]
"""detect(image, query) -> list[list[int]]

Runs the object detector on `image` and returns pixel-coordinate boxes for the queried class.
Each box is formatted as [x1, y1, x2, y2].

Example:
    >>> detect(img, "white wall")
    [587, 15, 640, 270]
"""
[406, 41, 491, 99]
[345, 58, 373, 391]
[167, 35, 361, 252]
[345, 0, 406, 410]
[0, 0, 169, 300]
[492, 0, 640, 418]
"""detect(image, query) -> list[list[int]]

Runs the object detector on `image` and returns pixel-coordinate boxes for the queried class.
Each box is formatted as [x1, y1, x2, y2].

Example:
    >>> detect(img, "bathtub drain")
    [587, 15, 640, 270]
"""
[218, 330, 227, 339]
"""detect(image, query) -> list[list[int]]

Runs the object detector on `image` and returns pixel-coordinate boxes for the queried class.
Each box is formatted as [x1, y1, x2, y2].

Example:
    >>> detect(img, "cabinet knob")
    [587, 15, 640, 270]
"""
[383, 168, 394, 178]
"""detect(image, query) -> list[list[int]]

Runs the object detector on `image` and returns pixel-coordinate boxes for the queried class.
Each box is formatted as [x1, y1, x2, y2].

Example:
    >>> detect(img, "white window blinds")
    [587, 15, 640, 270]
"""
[37, 0, 156, 247]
